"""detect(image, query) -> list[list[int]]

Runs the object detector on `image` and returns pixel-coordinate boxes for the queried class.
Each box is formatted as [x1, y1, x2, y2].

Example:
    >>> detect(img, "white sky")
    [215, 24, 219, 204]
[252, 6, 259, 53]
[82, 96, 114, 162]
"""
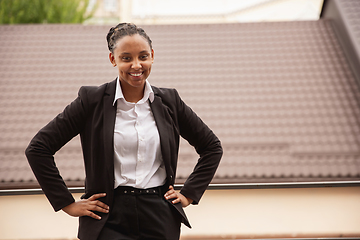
[132, 0, 269, 16]
[131, 0, 324, 22]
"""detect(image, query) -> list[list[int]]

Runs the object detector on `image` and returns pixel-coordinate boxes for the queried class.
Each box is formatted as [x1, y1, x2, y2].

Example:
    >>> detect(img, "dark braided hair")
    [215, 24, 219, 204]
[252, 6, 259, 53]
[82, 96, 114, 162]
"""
[106, 23, 153, 53]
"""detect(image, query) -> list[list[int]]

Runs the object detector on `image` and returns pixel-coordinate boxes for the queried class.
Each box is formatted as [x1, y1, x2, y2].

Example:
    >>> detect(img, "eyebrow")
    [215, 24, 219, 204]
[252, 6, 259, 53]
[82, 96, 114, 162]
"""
[121, 50, 150, 55]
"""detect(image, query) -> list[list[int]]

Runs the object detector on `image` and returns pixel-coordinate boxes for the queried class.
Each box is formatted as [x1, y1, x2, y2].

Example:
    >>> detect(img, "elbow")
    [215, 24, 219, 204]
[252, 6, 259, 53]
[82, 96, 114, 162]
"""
[25, 143, 32, 157]
[25, 142, 36, 164]
[215, 138, 223, 155]
[25, 141, 32, 157]
[25, 139, 46, 163]
[205, 134, 223, 156]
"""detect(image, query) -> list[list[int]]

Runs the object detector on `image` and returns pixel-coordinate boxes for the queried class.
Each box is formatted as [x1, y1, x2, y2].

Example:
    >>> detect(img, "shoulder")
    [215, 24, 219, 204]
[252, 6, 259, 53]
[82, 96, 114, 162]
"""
[78, 79, 116, 103]
[151, 85, 180, 102]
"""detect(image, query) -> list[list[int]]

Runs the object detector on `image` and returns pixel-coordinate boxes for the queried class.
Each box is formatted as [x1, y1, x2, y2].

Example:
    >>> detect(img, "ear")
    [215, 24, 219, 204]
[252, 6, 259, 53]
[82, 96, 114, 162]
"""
[109, 52, 116, 66]
[151, 49, 154, 63]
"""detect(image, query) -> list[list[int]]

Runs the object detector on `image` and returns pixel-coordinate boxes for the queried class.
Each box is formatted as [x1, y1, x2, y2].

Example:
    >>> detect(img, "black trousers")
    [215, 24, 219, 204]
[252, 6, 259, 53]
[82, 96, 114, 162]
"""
[97, 186, 182, 240]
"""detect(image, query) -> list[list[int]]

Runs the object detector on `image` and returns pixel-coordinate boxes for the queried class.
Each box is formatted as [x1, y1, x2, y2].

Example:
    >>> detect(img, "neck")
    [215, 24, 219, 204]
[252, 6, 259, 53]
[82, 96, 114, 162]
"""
[120, 83, 145, 103]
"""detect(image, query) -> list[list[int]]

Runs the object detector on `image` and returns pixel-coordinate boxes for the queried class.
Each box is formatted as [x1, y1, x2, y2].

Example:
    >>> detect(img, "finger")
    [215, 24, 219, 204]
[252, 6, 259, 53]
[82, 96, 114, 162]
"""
[89, 204, 110, 213]
[90, 200, 110, 210]
[164, 186, 175, 197]
[88, 193, 106, 201]
[164, 190, 175, 197]
[172, 197, 181, 204]
[164, 192, 178, 200]
[86, 210, 102, 220]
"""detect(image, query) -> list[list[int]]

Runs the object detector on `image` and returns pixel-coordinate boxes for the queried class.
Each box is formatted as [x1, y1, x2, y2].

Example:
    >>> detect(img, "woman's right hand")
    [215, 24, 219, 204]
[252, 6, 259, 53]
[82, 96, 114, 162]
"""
[62, 193, 109, 220]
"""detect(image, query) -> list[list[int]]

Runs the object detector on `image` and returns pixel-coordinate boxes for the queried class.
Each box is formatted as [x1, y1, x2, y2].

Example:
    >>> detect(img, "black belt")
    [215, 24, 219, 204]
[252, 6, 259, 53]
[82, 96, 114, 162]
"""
[114, 185, 168, 196]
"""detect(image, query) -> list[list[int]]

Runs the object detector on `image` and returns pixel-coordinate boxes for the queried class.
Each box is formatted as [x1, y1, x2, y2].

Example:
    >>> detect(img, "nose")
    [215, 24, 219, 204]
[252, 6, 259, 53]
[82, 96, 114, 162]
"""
[131, 59, 141, 69]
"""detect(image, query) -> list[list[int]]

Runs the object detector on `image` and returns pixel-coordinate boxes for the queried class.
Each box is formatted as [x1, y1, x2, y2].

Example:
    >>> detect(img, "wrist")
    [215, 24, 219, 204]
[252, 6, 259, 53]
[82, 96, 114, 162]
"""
[186, 197, 193, 204]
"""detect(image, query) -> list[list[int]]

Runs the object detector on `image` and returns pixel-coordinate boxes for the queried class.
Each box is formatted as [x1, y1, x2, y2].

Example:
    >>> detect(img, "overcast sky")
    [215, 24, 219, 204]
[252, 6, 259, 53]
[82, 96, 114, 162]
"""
[131, 0, 324, 22]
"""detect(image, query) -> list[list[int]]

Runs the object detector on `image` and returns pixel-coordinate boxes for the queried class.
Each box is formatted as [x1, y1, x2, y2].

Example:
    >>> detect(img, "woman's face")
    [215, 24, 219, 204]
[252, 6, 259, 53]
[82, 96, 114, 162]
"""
[109, 34, 154, 90]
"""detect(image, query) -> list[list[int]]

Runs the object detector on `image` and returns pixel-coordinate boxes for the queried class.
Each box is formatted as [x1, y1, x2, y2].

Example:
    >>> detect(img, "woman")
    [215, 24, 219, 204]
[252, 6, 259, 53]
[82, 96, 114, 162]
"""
[25, 23, 223, 240]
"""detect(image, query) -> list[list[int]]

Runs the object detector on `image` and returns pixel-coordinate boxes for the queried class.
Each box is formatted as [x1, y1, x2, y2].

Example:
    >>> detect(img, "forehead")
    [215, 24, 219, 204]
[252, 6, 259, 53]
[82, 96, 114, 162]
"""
[114, 34, 151, 53]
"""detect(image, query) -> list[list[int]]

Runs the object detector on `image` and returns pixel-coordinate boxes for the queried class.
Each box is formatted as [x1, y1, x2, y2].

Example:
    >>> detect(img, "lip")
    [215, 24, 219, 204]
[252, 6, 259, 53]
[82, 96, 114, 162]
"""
[128, 72, 144, 77]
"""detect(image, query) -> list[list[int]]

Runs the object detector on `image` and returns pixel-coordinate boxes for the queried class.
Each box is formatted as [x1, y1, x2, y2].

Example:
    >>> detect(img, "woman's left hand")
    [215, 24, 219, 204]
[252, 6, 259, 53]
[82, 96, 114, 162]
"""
[164, 185, 193, 208]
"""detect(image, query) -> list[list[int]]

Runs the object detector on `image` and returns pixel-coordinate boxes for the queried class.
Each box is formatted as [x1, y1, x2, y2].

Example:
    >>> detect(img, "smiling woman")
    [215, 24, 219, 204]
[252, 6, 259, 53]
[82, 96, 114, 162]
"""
[109, 34, 154, 102]
[107, 24, 155, 102]
[25, 22, 223, 240]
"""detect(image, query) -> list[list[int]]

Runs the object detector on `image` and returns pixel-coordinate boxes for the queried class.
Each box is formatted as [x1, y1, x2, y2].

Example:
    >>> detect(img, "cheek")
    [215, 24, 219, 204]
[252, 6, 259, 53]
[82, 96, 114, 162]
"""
[118, 64, 130, 73]
[144, 61, 153, 71]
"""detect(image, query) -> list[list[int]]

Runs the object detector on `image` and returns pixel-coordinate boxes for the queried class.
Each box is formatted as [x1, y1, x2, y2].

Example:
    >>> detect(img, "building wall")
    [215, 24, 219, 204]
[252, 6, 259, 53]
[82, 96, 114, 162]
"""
[0, 187, 359, 239]
[181, 187, 360, 238]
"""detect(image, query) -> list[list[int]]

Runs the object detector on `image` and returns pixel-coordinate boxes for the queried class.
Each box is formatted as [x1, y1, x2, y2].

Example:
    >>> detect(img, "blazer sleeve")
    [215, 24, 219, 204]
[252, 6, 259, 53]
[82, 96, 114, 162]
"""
[25, 87, 89, 212]
[174, 90, 223, 204]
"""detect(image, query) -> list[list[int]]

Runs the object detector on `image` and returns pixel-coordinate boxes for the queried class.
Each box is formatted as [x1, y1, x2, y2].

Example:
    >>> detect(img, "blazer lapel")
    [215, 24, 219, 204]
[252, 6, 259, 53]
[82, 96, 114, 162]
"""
[150, 89, 192, 228]
[103, 79, 117, 181]
[149, 94, 172, 181]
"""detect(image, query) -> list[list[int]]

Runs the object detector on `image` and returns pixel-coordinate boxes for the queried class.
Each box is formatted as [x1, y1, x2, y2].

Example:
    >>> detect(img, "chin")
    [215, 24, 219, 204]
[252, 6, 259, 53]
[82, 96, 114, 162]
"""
[129, 80, 146, 87]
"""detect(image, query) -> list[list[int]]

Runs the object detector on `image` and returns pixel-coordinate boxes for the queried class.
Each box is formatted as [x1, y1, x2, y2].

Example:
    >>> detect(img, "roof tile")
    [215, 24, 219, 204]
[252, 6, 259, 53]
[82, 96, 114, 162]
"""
[1, 20, 360, 188]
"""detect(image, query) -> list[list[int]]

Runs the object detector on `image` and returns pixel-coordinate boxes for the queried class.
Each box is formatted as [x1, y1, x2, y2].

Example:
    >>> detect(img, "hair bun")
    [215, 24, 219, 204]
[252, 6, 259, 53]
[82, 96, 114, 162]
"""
[106, 23, 152, 52]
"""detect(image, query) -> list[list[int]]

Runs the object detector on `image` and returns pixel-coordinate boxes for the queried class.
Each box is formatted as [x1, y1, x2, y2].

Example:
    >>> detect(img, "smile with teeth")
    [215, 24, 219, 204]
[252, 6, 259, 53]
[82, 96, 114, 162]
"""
[129, 72, 143, 77]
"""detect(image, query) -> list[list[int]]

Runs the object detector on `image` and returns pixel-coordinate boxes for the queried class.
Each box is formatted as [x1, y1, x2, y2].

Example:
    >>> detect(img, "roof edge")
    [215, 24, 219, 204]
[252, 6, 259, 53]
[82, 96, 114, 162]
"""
[1, 181, 360, 196]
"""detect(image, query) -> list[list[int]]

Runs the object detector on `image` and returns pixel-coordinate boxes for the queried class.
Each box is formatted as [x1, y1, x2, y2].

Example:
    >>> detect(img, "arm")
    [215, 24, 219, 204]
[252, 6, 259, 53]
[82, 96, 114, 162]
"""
[25, 87, 110, 219]
[25, 87, 88, 211]
[165, 89, 223, 205]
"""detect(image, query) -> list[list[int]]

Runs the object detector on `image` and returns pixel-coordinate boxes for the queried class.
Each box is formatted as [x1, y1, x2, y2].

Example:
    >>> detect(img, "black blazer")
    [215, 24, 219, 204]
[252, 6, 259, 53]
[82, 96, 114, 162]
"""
[25, 79, 223, 240]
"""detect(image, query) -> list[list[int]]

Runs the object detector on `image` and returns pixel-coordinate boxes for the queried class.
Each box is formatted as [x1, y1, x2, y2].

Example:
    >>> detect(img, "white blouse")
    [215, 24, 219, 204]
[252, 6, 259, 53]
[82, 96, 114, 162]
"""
[112, 77, 167, 189]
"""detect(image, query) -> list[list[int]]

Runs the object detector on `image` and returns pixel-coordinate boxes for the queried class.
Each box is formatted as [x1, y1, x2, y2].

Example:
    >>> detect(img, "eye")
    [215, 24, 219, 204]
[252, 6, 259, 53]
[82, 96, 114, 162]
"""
[140, 54, 149, 60]
[121, 56, 131, 61]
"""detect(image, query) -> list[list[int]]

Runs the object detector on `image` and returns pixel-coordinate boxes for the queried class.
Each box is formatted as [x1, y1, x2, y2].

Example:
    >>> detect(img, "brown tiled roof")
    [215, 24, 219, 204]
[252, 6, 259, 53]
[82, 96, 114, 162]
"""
[1, 20, 360, 189]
